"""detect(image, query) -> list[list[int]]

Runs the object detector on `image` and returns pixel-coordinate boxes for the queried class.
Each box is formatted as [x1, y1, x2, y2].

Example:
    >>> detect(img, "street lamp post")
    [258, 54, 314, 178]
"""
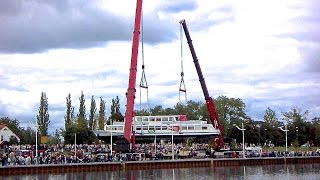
[110, 124, 113, 158]
[256, 125, 261, 146]
[31, 119, 41, 165]
[171, 125, 174, 160]
[264, 128, 267, 146]
[295, 127, 299, 141]
[35, 124, 39, 164]
[74, 133, 77, 158]
[154, 132, 157, 154]
[278, 125, 289, 153]
[234, 123, 246, 158]
[167, 124, 175, 160]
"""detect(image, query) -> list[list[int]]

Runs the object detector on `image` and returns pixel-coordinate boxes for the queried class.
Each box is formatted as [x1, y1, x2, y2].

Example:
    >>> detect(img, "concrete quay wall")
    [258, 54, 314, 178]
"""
[1, 157, 320, 176]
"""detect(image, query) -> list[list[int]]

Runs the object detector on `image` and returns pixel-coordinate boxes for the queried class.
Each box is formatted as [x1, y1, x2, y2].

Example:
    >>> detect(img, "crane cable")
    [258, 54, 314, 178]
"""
[139, 9, 150, 113]
[179, 23, 187, 104]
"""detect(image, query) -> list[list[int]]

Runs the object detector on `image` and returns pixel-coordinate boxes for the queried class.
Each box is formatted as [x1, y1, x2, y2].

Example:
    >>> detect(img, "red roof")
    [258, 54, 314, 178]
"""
[0, 124, 6, 130]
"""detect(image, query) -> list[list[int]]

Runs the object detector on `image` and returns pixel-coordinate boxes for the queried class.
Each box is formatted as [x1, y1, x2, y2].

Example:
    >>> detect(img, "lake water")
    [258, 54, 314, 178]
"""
[4, 163, 320, 180]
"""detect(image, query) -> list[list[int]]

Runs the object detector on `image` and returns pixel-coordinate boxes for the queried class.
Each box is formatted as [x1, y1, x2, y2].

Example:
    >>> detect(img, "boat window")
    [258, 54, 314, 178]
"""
[149, 126, 155, 130]
[188, 126, 194, 130]
[162, 126, 167, 130]
[156, 126, 161, 130]
[150, 117, 155, 121]
[195, 126, 201, 130]
[169, 117, 174, 121]
[118, 127, 123, 131]
[162, 117, 168, 121]
[182, 126, 187, 130]
[136, 117, 142, 121]
[143, 126, 148, 130]
[202, 126, 208, 130]
[143, 117, 148, 121]
[136, 127, 141, 131]
[156, 117, 161, 121]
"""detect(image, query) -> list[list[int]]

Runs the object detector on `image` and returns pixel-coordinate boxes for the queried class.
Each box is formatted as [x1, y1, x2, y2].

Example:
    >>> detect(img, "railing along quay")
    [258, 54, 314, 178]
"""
[1, 156, 320, 176]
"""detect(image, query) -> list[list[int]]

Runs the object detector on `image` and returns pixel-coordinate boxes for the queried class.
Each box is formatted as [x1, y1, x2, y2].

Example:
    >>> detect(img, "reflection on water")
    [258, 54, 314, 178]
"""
[4, 164, 320, 180]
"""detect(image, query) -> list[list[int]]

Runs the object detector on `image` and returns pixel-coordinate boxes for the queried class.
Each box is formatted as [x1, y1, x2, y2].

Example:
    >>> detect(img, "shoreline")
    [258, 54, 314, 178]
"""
[1, 156, 320, 176]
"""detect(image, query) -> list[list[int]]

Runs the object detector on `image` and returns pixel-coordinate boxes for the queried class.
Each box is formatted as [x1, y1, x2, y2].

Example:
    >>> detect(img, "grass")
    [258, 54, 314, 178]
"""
[262, 146, 320, 152]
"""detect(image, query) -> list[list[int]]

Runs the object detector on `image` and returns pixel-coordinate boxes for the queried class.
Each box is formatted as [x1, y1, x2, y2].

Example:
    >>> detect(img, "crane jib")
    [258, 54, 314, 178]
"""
[180, 19, 224, 149]
[124, 0, 143, 145]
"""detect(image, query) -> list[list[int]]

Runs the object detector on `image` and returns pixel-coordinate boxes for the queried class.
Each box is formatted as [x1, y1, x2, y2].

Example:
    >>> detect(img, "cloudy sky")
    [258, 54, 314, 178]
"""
[0, 0, 319, 134]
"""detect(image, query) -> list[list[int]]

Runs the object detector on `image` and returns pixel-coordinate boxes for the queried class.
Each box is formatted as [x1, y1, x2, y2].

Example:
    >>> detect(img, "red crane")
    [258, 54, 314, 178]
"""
[179, 19, 224, 149]
[124, 0, 143, 146]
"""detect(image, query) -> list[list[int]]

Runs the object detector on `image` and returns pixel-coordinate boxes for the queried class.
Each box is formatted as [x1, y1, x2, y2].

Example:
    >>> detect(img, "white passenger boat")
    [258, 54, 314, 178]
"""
[94, 115, 220, 141]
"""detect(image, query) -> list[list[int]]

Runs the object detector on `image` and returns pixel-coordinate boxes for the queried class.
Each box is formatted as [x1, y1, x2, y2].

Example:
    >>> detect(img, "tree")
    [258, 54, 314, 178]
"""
[89, 95, 97, 130]
[214, 95, 247, 137]
[150, 105, 165, 116]
[9, 135, 19, 145]
[282, 107, 308, 125]
[135, 108, 151, 116]
[282, 107, 309, 146]
[98, 97, 106, 130]
[63, 125, 97, 144]
[36, 92, 50, 136]
[263, 107, 278, 126]
[0, 117, 22, 138]
[0, 117, 39, 144]
[20, 126, 36, 145]
[47, 129, 62, 145]
[64, 93, 75, 129]
[77, 91, 87, 129]
[312, 117, 320, 146]
[108, 96, 123, 124]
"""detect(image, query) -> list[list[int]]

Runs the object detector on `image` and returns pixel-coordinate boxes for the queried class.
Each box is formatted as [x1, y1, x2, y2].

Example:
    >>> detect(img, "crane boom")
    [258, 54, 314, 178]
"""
[179, 19, 224, 149]
[124, 0, 143, 143]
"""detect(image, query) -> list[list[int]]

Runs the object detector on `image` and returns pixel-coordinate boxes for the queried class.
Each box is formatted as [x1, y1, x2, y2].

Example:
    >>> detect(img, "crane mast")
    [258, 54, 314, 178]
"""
[179, 19, 224, 149]
[124, 0, 143, 145]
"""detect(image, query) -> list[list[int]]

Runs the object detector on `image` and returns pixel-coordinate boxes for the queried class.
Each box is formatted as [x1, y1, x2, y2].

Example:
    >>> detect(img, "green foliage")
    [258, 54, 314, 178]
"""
[230, 139, 238, 150]
[36, 92, 50, 136]
[313, 118, 320, 145]
[0, 117, 37, 144]
[47, 129, 62, 145]
[9, 135, 19, 145]
[150, 105, 166, 115]
[89, 95, 97, 130]
[185, 139, 193, 147]
[282, 107, 308, 125]
[214, 96, 247, 137]
[77, 91, 87, 129]
[292, 139, 299, 147]
[63, 124, 97, 144]
[263, 107, 278, 126]
[64, 93, 74, 129]
[108, 96, 123, 124]
[0, 117, 22, 138]
[19, 126, 36, 144]
[98, 97, 106, 129]
[135, 109, 151, 116]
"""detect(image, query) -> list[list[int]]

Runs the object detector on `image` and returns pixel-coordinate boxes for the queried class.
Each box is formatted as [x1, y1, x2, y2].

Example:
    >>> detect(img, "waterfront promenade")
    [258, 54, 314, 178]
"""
[1, 156, 320, 176]
[1, 142, 320, 166]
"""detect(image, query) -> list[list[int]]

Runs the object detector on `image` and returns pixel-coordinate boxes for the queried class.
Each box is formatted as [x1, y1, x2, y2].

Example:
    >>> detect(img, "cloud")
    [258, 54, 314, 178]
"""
[0, 100, 9, 117]
[0, 0, 319, 134]
[160, 0, 198, 13]
[0, 0, 177, 54]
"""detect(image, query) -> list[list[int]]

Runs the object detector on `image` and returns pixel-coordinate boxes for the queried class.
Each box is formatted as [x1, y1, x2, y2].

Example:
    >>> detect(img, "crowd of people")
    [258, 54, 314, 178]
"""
[0, 142, 207, 166]
[1, 142, 320, 166]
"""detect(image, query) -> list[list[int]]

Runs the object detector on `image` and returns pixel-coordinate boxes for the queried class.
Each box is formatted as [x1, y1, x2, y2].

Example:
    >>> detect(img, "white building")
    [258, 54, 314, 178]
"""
[0, 123, 20, 143]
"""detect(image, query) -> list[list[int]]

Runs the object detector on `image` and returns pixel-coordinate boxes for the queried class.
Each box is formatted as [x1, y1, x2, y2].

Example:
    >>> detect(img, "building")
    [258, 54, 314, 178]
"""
[0, 123, 20, 143]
